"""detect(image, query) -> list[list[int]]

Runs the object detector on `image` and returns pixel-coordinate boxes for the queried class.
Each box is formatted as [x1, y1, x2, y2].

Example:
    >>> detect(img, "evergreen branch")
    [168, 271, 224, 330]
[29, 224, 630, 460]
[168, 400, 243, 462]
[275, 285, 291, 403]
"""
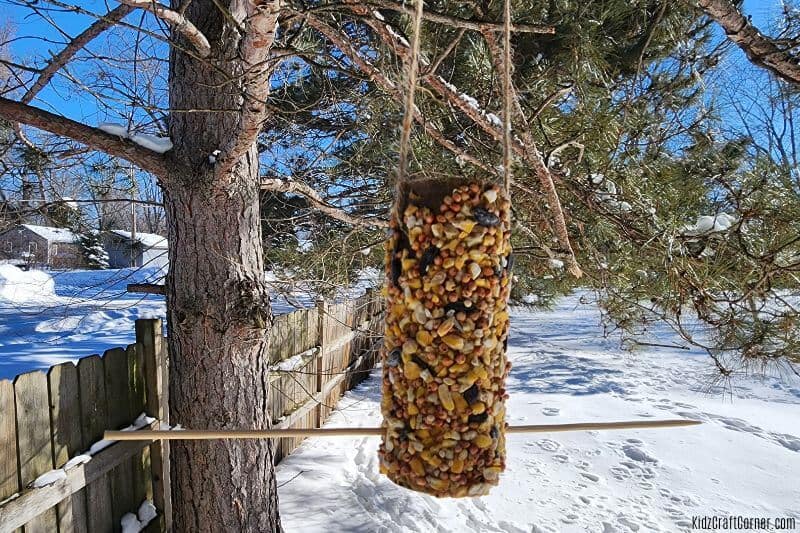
[364, 0, 555, 34]
[303, 12, 496, 175]
[340, 4, 583, 277]
[424, 28, 465, 76]
[482, 28, 582, 277]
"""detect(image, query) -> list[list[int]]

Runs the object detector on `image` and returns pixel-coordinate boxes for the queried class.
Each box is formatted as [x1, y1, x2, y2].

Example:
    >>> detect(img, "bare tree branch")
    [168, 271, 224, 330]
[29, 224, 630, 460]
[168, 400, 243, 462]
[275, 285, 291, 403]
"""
[0, 96, 171, 176]
[696, 0, 800, 85]
[3, 5, 137, 151]
[120, 0, 212, 58]
[261, 177, 388, 228]
[21, 4, 136, 104]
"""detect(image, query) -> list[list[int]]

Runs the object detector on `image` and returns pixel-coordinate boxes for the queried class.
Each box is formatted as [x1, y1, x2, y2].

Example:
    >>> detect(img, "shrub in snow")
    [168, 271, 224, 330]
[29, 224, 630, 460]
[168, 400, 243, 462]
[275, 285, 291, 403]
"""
[0, 265, 56, 303]
[78, 231, 110, 269]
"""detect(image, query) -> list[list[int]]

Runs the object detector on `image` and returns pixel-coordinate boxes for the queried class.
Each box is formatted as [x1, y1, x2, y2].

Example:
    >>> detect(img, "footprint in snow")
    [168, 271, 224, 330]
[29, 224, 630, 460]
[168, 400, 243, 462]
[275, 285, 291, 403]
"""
[617, 516, 642, 531]
[541, 407, 560, 416]
[707, 414, 800, 452]
[772, 433, 800, 452]
[560, 513, 580, 524]
[619, 461, 658, 480]
[534, 439, 561, 452]
[674, 410, 706, 421]
[622, 444, 659, 463]
[580, 472, 601, 483]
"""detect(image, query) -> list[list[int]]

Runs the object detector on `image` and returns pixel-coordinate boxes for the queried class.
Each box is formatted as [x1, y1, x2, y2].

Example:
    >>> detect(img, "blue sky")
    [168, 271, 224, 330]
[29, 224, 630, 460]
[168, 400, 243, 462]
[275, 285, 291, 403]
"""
[0, 0, 794, 175]
[1, 0, 787, 123]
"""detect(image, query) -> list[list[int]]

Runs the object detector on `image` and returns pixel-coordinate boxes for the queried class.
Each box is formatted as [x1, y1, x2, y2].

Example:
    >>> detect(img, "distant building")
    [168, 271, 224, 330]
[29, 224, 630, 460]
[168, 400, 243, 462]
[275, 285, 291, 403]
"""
[104, 230, 168, 269]
[0, 224, 86, 269]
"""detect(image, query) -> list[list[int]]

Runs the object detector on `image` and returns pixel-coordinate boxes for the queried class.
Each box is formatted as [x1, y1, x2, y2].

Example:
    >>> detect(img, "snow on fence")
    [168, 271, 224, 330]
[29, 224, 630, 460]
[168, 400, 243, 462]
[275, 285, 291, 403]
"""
[0, 289, 385, 532]
[268, 290, 385, 463]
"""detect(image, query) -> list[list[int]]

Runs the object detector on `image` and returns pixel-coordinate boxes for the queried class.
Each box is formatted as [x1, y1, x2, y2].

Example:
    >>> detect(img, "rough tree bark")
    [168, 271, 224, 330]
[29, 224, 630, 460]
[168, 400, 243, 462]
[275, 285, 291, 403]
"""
[163, 1, 282, 530]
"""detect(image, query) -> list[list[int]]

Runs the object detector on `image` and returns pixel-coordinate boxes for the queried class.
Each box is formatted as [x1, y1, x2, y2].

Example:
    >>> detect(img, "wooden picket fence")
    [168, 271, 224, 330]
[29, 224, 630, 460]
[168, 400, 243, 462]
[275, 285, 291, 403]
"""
[0, 289, 384, 532]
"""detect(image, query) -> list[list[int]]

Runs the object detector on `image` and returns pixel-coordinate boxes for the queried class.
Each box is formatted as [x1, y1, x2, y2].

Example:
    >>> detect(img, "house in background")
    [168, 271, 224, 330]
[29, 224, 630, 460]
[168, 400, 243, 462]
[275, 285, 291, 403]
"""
[0, 224, 86, 268]
[103, 230, 168, 269]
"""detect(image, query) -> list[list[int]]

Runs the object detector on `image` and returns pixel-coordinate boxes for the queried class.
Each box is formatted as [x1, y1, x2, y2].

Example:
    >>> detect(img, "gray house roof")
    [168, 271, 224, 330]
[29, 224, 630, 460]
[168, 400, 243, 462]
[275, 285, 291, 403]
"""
[18, 224, 80, 244]
[107, 230, 167, 249]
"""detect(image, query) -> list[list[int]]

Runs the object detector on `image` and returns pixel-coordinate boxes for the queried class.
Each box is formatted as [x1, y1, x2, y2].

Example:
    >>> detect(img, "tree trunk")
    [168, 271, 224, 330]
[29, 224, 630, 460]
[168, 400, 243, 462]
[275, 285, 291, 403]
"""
[164, 1, 281, 530]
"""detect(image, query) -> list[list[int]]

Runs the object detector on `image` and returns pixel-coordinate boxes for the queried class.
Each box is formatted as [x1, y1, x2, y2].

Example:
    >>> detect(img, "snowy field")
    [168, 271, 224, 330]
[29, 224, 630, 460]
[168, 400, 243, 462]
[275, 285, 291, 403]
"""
[277, 294, 800, 533]
[0, 267, 167, 379]
[0, 266, 380, 380]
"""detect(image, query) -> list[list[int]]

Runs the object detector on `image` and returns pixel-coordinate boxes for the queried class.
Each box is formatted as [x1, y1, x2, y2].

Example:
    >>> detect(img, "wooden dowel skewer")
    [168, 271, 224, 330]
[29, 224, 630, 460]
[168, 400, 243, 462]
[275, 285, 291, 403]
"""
[105, 419, 701, 441]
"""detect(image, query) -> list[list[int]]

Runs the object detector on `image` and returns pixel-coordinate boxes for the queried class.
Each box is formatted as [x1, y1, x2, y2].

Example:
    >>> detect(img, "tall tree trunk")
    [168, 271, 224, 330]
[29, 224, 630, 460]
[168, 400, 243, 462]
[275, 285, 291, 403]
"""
[164, 1, 281, 530]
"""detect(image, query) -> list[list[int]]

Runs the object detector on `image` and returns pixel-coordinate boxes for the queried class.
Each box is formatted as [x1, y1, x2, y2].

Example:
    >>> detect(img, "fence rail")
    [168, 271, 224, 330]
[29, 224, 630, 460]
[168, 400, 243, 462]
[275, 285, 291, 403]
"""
[0, 289, 384, 532]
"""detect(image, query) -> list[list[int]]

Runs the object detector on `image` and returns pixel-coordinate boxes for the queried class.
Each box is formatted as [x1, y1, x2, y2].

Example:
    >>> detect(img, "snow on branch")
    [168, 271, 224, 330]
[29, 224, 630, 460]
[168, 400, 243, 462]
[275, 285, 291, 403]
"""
[98, 123, 174, 153]
[0, 97, 171, 176]
[681, 213, 738, 237]
[120, 0, 212, 58]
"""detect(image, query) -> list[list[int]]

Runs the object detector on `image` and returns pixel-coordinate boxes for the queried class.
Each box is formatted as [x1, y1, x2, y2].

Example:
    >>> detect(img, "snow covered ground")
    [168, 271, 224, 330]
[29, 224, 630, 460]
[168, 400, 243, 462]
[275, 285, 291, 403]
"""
[0, 266, 380, 380]
[0, 267, 167, 379]
[3, 268, 797, 531]
[277, 294, 800, 533]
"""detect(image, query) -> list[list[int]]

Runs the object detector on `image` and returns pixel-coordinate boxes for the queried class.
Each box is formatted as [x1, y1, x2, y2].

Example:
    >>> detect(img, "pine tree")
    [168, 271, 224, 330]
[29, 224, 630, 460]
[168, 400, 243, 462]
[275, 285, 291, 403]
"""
[78, 230, 110, 270]
[259, 1, 799, 374]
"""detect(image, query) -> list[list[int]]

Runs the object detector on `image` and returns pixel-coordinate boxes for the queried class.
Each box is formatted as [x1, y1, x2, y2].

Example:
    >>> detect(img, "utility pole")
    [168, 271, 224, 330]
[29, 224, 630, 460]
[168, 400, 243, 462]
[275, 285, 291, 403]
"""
[130, 164, 137, 268]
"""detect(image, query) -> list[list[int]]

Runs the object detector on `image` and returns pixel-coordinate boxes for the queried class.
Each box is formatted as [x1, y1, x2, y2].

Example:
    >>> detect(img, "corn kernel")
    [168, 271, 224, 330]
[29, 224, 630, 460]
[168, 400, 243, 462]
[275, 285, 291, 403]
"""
[474, 434, 493, 448]
[438, 384, 455, 411]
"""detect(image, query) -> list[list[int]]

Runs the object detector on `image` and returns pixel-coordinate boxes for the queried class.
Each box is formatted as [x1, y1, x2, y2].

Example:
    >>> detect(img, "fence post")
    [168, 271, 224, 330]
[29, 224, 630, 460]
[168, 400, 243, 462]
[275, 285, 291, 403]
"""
[135, 319, 172, 531]
[315, 298, 326, 427]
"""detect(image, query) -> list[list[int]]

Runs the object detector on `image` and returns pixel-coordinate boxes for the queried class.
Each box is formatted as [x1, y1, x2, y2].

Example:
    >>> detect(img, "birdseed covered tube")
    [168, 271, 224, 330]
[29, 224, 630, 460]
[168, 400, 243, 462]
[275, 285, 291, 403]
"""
[379, 179, 513, 497]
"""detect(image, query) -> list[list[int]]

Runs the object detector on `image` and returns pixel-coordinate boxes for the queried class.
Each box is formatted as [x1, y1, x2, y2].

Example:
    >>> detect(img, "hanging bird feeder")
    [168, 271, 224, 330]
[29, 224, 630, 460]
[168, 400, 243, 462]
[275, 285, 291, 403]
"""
[379, 178, 513, 496]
